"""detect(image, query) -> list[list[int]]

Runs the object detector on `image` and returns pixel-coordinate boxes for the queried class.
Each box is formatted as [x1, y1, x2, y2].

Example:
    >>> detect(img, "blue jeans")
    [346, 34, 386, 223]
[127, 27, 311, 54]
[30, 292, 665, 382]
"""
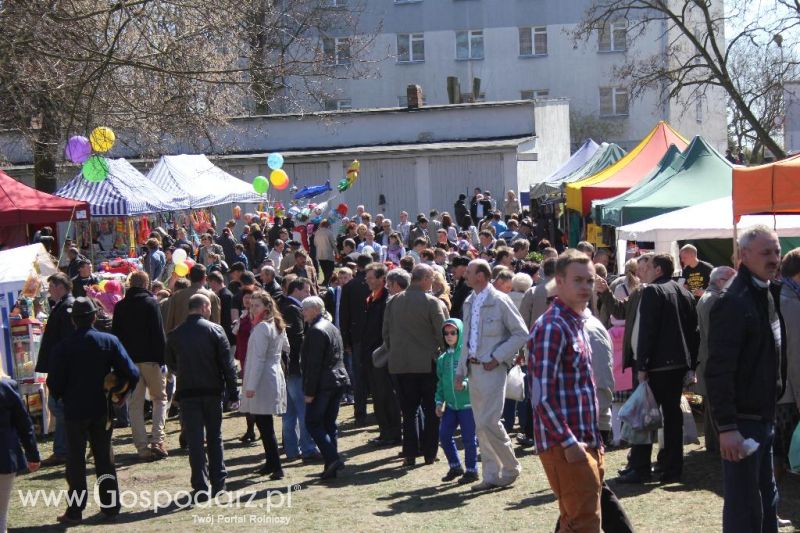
[282, 375, 318, 458]
[342, 350, 354, 401]
[180, 396, 226, 492]
[48, 394, 67, 457]
[439, 407, 477, 472]
[305, 387, 344, 466]
[722, 420, 778, 533]
[502, 398, 517, 433]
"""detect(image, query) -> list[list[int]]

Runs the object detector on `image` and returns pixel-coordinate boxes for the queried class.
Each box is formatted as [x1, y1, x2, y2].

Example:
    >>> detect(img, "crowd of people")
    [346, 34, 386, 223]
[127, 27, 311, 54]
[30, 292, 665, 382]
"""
[1, 187, 798, 532]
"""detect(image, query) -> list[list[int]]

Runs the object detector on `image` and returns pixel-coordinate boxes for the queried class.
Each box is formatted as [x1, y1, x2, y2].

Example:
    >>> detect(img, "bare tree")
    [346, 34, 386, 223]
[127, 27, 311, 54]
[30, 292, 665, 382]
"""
[574, 0, 798, 160]
[0, 0, 377, 192]
[569, 109, 625, 150]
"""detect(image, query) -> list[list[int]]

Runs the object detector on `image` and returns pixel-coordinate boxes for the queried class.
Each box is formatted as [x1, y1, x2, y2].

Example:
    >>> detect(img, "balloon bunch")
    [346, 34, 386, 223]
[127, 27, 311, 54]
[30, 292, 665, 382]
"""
[65, 127, 117, 183]
[337, 160, 361, 192]
[252, 152, 291, 193]
[171, 248, 196, 278]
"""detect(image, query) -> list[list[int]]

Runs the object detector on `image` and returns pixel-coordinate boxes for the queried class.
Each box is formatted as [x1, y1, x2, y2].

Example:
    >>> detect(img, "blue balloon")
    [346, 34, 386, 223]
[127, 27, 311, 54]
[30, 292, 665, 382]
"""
[267, 153, 284, 170]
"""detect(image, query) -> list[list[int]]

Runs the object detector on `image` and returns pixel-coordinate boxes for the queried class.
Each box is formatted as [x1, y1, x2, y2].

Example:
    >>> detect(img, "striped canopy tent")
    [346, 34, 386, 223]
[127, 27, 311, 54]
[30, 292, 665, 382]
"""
[531, 142, 627, 200]
[56, 158, 188, 216]
[146, 154, 262, 208]
[593, 143, 684, 226]
[565, 122, 688, 214]
[530, 139, 600, 198]
[608, 136, 733, 226]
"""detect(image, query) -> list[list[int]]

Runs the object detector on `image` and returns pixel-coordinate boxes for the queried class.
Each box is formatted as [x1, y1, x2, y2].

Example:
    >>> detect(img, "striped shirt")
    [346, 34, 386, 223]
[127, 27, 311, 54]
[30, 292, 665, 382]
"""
[529, 298, 601, 451]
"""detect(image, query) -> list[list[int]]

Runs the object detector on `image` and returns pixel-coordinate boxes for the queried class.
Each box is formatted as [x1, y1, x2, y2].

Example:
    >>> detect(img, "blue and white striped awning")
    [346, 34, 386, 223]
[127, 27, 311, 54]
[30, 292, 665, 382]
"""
[146, 154, 262, 208]
[56, 158, 189, 216]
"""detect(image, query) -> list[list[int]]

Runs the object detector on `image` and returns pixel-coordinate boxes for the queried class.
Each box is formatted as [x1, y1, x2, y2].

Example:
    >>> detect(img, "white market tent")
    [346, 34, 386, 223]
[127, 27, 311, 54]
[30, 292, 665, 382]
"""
[146, 154, 262, 208]
[0, 244, 58, 376]
[615, 196, 800, 273]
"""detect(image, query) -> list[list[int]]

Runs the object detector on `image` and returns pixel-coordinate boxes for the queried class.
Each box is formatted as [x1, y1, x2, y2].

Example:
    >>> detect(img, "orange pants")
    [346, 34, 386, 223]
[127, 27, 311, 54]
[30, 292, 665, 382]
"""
[539, 446, 604, 533]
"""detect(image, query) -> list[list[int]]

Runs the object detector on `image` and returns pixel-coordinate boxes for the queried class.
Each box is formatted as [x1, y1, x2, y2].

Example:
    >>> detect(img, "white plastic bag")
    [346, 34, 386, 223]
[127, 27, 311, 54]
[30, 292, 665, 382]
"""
[657, 395, 699, 447]
[619, 382, 662, 431]
[505, 365, 525, 401]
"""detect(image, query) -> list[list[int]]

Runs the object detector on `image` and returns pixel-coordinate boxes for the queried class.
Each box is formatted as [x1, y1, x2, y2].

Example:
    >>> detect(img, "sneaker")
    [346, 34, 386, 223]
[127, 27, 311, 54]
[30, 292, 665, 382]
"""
[441, 467, 465, 482]
[150, 442, 169, 459]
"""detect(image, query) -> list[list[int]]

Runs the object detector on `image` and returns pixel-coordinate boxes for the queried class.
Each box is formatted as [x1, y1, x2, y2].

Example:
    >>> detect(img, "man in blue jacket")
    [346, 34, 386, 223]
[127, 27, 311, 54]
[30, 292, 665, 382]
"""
[47, 297, 139, 525]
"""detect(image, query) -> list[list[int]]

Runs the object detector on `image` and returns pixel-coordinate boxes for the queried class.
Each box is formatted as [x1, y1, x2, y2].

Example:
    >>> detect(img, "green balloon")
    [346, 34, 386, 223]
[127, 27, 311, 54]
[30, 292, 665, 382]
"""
[253, 175, 269, 194]
[82, 155, 109, 183]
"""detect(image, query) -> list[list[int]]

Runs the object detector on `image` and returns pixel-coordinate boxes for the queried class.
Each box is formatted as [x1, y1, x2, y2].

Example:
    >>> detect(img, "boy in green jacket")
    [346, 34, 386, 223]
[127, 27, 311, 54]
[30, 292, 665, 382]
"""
[435, 318, 478, 483]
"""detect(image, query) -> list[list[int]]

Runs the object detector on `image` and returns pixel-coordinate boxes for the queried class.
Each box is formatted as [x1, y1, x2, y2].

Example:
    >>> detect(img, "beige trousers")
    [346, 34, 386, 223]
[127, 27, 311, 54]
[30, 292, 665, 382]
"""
[129, 362, 167, 452]
[468, 364, 521, 484]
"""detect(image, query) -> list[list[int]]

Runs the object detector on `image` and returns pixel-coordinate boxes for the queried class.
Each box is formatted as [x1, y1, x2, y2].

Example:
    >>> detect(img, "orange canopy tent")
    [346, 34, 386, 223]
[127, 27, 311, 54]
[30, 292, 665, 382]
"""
[732, 154, 800, 220]
[565, 122, 688, 214]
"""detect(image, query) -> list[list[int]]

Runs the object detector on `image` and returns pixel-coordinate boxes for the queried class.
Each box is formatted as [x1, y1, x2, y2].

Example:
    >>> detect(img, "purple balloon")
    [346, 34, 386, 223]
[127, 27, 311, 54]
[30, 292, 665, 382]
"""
[65, 136, 92, 164]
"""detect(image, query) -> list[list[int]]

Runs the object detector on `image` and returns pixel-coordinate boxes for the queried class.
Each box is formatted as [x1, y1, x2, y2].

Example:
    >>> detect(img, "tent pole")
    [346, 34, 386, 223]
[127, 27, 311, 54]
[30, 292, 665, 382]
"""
[732, 218, 739, 267]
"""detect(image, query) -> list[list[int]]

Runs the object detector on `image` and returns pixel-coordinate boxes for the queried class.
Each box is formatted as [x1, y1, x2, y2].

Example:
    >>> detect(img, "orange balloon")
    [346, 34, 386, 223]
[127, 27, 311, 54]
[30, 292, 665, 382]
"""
[274, 177, 289, 190]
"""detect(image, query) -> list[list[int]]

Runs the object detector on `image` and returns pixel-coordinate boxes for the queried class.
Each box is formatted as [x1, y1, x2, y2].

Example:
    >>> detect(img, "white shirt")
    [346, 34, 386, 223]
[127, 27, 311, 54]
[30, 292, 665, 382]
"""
[468, 288, 490, 359]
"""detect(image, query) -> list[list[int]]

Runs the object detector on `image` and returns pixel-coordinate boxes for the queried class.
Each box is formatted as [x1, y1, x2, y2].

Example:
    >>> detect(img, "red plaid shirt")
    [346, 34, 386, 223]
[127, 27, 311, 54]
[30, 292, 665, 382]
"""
[529, 297, 601, 451]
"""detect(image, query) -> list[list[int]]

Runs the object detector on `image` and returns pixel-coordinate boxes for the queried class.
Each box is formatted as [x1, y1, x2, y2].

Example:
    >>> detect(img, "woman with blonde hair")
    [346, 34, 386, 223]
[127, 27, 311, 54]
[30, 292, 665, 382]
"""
[610, 259, 640, 326]
[432, 271, 452, 315]
[504, 190, 521, 220]
[241, 290, 289, 479]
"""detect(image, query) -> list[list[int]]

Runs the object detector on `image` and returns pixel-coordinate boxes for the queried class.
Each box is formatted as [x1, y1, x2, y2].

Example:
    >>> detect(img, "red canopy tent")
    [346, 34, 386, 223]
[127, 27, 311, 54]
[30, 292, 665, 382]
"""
[0, 169, 89, 249]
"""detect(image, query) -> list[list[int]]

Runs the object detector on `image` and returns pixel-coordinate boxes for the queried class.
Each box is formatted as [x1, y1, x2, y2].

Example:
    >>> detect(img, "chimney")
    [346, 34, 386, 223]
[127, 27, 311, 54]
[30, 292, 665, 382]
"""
[407, 84, 423, 109]
[447, 77, 461, 104]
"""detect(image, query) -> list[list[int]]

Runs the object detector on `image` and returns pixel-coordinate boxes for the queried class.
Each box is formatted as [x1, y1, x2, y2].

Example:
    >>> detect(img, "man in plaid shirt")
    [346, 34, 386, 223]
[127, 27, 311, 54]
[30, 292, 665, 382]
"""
[530, 249, 605, 531]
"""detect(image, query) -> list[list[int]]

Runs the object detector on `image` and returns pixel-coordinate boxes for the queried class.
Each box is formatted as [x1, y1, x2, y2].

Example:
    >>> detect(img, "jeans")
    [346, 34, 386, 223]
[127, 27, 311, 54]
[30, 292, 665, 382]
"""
[282, 374, 318, 458]
[629, 368, 685, 477]
[722, 420, 778, 533]
[502, 398, 517, 433]
[518, 365, 533, 439]
[64, 416, 118, 518]
[394, 372, 439, 461]
[0, 473, 13, 533]
[351, 343, 370, 420]
[180, 396, 227, 492]
[47, 394, 67, 457]
[305, 387, 344, 466]
[342, 350, 354, 401]
[439, 407, 477, 472]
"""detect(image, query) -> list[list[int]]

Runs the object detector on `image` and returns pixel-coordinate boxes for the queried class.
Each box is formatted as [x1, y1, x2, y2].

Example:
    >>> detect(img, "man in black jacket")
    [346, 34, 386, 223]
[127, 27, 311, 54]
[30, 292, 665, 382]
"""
[618, 253, 699, 485]
[454, 194, 469, 229]
[301, 296, 350, 480]
[363, 263, 401, 446]
[279, 278, 320, 462]
[165, 294, 239, 499]
[37, 272, 75, 467]
[47, 297, 139, 524]
[449, 256, 472, 320]
[112, 271, 168, 461]
[706, 226, 786, 532]
[339, 254, 373, 424]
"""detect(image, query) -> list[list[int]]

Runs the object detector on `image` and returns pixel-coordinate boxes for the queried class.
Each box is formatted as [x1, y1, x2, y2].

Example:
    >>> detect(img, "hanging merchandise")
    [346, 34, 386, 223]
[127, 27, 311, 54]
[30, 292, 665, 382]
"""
[127, 218, 137, 258]
[138, 216, 151, 244]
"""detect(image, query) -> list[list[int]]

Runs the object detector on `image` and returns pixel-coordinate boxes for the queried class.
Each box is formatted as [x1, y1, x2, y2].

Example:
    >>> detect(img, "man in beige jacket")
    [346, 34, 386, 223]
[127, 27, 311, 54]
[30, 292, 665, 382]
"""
[164, 264, 221, 332]
[456, 259, 528, 489]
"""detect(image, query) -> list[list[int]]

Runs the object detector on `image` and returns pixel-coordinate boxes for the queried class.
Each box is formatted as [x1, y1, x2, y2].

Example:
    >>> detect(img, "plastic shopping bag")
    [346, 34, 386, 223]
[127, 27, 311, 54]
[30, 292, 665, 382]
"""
[790, 421, 800, 473]
[505, 365, 525, 401]
[618, 382, 662, 431]
[621, 420, 656, 445]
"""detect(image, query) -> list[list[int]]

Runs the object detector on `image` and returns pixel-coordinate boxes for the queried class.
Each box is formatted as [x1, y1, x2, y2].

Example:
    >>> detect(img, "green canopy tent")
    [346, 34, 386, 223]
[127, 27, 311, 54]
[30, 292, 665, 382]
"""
[594, 144, 684, 226]
[530, 142, 626, 199]
[603, 136, 732, 227]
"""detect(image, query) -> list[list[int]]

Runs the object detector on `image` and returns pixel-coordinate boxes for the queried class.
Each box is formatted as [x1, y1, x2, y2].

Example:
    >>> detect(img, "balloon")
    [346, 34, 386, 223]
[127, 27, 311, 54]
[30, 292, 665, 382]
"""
[347, 160, 360, 177]
[98, 280, 108, 291]
[336, 203, 348, 216]
[82, 156, 109, 183]
[172, 248, 187, 264]
[337, 178, 350, 192]
[267, 153, 284, 170]
[184, 258, 196, 269]
[174, 262, 189, 277]
[89, 126, 116, 153]
[65, 136, 92, 164]
[253, 175, 269, 194]
[274, 176, 289, 191]
[269, 169, 288, 186]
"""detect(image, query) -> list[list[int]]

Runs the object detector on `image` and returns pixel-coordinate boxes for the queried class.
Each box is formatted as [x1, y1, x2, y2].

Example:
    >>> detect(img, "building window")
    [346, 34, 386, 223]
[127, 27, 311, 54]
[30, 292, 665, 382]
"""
[322, 37, 351, 65]
[598, 20, 627, 52]
[599, 87, 629, 116]
[324, 98, 352, 111]
[521, 89, 549, 99]
[519, 26, 547, 56]
[397, 33, 425, 62]
[456, 30, 484, 60]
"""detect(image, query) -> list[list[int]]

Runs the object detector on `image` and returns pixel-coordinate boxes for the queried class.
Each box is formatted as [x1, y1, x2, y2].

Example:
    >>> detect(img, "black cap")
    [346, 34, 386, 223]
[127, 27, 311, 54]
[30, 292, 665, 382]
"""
[451, 256, 470, 267]
[68, 297, 97, 316]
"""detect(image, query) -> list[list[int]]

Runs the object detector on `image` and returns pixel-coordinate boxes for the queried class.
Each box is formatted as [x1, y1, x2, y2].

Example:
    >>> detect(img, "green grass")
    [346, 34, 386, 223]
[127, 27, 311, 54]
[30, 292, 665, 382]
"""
[8, 407, 800, 532]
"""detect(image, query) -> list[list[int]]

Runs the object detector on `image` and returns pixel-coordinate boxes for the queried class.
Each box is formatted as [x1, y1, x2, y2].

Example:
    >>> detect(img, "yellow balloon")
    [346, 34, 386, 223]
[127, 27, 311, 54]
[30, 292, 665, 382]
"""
[270, 169, 288, 186]
[174, 262, 189, 277]
[90, 127, 116, 153]
[98, 280, 108, 291]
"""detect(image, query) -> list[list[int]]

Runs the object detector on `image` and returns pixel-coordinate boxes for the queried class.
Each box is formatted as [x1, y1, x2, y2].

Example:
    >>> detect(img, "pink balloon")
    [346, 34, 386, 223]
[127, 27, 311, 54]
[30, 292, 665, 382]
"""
[184, 258, 196, 269]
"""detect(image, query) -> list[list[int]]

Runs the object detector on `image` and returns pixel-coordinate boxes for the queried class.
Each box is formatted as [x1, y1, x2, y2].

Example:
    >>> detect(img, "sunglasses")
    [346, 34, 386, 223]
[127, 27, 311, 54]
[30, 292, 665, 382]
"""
[443, 331, 458, 337]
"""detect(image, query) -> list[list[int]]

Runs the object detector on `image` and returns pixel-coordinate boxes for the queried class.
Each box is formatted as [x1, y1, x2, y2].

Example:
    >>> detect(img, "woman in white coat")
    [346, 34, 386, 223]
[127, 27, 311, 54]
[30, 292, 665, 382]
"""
[241, 290, 289, 479]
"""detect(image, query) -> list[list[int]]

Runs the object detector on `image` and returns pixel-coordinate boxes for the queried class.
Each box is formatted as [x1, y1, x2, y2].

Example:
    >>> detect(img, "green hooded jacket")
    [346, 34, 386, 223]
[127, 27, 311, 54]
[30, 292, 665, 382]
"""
[435, 318, 471, 410]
